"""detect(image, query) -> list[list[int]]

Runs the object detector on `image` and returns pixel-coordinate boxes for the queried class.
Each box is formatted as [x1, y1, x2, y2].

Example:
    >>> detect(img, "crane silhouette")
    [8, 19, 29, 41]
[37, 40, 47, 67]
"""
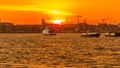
[66, 15, 82, 24]
[101, 19, 107, 23]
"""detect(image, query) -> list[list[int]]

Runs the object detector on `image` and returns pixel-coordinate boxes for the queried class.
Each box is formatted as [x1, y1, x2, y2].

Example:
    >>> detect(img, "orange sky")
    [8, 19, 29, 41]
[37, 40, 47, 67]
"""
[0, 0, 120, 25]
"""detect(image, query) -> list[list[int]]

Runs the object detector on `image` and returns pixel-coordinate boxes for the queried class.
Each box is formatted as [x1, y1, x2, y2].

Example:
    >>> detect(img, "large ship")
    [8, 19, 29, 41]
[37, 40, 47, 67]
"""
[81, 31, 100, 37]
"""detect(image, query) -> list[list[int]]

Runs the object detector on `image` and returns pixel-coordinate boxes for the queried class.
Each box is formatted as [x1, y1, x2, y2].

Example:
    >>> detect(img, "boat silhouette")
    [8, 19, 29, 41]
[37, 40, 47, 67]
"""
[81, 31, 100, 37]
[42, 27, 56, 35]
[105, 32, 120, 37]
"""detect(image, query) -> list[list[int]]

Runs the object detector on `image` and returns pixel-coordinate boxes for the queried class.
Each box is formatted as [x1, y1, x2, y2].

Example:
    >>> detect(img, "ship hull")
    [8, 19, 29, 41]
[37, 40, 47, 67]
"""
[43, 33, 56, 36]
[105, 32, 120, 37]
[81, 33, 100, 37]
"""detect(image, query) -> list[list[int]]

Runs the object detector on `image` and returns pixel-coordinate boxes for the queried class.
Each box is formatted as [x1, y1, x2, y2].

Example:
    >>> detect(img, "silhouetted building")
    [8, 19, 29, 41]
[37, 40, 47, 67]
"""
[14, 25, 42, 33]
[0, 21, 120, 33]
[0, 22, 14, 33]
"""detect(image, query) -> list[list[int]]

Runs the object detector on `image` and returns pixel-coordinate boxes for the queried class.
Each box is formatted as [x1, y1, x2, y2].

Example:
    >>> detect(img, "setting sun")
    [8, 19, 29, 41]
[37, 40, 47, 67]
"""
[0, 0, 120, 25]
[53, 20, 63, 25]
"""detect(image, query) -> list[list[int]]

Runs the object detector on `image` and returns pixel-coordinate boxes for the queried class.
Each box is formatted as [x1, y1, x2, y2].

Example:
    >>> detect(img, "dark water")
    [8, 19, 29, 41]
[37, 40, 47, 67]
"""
[0, 33, 120, 68]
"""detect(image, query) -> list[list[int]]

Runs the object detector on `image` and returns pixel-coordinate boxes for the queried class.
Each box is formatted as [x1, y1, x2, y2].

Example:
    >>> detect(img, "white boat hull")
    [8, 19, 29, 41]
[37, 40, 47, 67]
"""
[81, 33, 100, 37]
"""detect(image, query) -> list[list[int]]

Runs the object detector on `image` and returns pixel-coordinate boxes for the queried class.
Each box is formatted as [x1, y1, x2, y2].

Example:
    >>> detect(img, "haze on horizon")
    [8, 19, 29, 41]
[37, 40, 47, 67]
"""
[0, 0, 120, 25]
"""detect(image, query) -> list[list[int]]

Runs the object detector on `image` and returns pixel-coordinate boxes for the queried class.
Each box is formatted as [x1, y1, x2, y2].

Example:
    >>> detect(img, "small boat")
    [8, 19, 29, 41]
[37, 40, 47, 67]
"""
[42, 27, 56, 35]
[105, 32, 120, 37]
[81, 32, 100, 37]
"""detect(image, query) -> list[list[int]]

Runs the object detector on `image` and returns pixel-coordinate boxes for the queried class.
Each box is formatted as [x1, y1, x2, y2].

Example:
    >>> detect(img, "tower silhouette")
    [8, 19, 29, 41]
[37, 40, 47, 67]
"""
[41, 18, 46, 25]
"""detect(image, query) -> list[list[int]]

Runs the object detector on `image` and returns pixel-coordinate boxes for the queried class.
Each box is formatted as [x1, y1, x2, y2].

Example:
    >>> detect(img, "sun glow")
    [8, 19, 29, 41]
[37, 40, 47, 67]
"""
[53, 20, 63, 25]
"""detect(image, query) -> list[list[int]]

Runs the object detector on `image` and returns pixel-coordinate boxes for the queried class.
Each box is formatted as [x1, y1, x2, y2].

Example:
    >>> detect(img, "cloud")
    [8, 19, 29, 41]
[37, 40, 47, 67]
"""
[0, 0, 39, 6]
[0, 0, 74, 16]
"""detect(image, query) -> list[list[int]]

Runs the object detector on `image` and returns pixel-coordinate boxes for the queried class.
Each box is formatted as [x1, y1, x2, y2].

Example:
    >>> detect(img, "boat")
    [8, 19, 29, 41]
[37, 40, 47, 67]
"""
[42, 27, 56, 35]
[105, 32, 120, 37]
[81, 31, 100, 37]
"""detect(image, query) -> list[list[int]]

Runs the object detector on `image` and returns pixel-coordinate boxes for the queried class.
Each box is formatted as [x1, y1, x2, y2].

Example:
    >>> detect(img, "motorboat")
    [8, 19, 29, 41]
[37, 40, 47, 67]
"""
[105, 32, 120, 37]
[81, 32, 100, 37]
[42, 27, 56, 35]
